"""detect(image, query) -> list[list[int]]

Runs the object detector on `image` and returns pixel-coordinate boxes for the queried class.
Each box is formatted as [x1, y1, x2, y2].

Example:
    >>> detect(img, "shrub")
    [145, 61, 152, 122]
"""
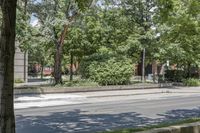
[79, 53, 111, 78]
[158, 74, 165, 83]
[80, 53, 134, 85]
[165, 70, 187, 82]
[88, 58, 133, 85]
[183, 78, 200, 86]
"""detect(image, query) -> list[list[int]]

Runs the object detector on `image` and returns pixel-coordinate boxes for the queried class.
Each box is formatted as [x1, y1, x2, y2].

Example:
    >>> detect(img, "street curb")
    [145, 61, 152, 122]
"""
[14, 83, 173, 95]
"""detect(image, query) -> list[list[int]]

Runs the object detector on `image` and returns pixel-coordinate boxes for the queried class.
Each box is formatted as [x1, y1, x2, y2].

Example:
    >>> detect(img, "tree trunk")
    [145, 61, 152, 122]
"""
[187, 63, 191, 78]
[152, 60, 157, 83]
[70, 52, 73, 81]
[141, 48, 146, 83]
[52, 12, 79, 85]
[0, 0, 17, 133]
[53, 24, 69, 85]
[54, 43, 63, 84]
[40, 60, 44, 80]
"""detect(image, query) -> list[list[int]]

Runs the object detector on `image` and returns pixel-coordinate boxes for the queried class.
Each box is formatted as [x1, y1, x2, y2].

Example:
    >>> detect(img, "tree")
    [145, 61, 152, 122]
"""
[0, 0, 17, 133]
[158, 0, 200, 77]
[0, 1, 92, 133]
[121, 0, 157, 82]
[28, 37, 53, 79]
[28, 0, 93, 84]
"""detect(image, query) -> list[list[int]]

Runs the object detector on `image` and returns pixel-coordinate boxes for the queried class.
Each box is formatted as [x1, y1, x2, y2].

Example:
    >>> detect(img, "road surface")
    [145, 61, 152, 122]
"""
[15, 87, 200, 133]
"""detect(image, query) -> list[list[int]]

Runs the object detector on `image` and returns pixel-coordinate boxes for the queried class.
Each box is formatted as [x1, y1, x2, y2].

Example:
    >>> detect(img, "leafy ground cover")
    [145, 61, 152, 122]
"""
[100, 118, 200, 133]
[183, 78, 200, 86]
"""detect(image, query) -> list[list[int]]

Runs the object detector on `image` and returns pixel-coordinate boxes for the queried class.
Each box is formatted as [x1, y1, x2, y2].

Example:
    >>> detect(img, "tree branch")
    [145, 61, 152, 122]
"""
[59, 12, 79, 45]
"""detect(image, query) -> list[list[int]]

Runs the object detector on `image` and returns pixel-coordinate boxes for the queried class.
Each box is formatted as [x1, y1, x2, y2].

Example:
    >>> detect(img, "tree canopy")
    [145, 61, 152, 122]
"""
[16, 0, 200, 83]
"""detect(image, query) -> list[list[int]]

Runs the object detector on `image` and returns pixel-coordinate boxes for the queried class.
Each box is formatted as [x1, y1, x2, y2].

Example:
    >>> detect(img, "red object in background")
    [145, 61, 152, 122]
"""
[43, 67, 53, 76]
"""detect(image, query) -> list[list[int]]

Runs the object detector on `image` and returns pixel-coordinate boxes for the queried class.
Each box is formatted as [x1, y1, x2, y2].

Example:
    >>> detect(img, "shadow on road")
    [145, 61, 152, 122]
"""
[16, 107, 200, 133]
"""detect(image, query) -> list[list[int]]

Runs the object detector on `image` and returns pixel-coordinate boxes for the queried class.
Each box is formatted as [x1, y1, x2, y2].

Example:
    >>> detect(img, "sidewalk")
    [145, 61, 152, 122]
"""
[14, 86, 200, 109]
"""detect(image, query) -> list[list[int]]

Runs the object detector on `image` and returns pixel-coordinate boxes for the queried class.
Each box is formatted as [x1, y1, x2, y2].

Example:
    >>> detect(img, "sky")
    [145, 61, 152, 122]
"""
[30, 15, 38, 27]
[30, 0, 41, 26]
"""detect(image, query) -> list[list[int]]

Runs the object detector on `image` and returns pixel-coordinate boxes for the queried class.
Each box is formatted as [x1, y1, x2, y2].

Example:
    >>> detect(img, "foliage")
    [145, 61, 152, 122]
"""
[101, 118, 200, 133]
[183, 78, 200, 87]
[64, 79, 98, 87]
[80, 54, 133, 85]
[15, 0, 200, 84]
[88, 58, 133, 85]
[157, 0, 200, 68]
[16, 0, 33, 51]
[64, 9, 104, 58]
[75, 0, 93, 10]
[165, 70, 187, 82]
[121, 0, 159, 62]
[79, 53, 112, 78]
[24, 0, 94, 84]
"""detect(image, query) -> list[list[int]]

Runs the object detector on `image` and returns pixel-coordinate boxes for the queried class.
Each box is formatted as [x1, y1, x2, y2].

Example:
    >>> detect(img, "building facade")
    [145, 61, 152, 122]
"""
[14, 43, 28, 82]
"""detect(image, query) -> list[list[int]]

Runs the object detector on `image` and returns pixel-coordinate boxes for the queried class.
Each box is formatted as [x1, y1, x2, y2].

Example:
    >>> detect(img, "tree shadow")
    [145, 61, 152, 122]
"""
[16, 107, 200, 133]
[158, 107, 200, 121]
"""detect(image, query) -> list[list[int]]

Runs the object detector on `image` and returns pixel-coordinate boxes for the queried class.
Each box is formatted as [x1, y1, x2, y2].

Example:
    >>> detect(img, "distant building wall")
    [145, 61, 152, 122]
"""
[14, 43, 28, 82]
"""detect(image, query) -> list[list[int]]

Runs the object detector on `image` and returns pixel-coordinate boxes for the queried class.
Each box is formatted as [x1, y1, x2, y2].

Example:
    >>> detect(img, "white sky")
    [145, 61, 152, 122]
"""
[30, 15, 38, 27]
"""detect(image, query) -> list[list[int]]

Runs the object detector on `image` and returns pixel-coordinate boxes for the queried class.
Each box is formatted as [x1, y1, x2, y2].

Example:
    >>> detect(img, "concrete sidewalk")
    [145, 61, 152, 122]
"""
[14, 87, 200, 109]
[14, 83, 173, 95]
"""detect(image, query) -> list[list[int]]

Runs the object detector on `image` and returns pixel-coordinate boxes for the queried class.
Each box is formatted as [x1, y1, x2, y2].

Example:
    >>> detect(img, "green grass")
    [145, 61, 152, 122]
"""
[61, 76, 154, 87]
[63, 79, 154, 88]
[183, 78, 200, 86]
[100, 118, 200, 133]
[63, 75, 155, 87]
[14, 79, 24, 83]
[64, 79, 99, 87]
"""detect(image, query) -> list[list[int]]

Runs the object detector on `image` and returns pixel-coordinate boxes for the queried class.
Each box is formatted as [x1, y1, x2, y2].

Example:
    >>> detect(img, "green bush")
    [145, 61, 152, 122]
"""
[79, 53, 111, 78]
[80, 54, 134, 85]
[183, 78, 200, 86]
[158, 74, 165, 83]
[88, 58, 133, 85]
[165, 70, 187, 82]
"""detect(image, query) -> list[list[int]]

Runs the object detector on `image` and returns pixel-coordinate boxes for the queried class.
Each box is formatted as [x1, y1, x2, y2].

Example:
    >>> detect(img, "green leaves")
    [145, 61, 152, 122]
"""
[15, 0, 200, 80]
[188, 0, 200, 17]
[156, 0, 174, 22]
[156, 0, 200, 69]
[81, 54, 133, 85]
[75, 0, 93, 11]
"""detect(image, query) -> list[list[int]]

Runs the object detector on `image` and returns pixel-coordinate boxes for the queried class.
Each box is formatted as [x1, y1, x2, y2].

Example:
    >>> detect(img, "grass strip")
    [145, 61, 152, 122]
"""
[100, 118, 200, 133]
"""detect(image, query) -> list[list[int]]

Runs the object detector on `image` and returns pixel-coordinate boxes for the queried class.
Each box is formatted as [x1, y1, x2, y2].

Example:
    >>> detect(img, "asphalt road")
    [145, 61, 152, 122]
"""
[15, 89, 200, 133]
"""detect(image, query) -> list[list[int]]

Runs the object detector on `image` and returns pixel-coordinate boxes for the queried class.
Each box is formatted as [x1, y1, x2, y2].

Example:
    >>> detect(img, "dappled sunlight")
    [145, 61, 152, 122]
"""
[16, 107, 200, 133]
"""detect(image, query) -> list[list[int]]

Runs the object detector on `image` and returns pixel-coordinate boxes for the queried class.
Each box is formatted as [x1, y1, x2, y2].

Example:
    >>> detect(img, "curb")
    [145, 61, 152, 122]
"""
[14, 83, 173, 95]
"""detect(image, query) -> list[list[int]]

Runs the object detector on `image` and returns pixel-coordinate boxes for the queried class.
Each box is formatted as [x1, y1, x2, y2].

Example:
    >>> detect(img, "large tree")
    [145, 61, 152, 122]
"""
[0, 0, 17, 133]
[29, 0, 92, 84]
[158, 0, 200, 77]
[0, 1, 92, 133]
[121, 0, 157, 82]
